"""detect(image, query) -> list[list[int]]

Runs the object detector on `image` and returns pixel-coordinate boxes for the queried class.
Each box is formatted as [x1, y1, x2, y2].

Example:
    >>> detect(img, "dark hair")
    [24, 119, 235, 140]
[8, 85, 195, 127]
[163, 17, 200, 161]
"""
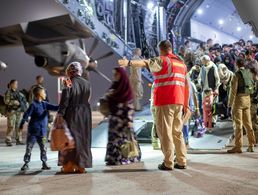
[199, 42, 206, 50]
[8, 79, 17, 88]
[222, 44, 228, 48]
[158, 40, 173, 52]
[247, 40, 253, 44]
[236, 58, 245, 67]
[245, 49, 253, 56]
[184, 40, 190, 46]
[207, 38, 213, 43]
[33, 86, 44, 97]
[36, 75, 43, 80]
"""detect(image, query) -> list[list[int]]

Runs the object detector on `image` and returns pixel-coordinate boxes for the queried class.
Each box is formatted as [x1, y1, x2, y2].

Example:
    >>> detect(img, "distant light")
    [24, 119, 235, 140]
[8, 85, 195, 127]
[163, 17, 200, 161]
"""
[206, 4, 210, 8]
[218, 19, 224, 25]
[237, 27, 241, 31]
[97, 102, 100, 106]
[147, 2, 154, 10]
[197, 8, 203, 15]
[249, 35, 254, 39]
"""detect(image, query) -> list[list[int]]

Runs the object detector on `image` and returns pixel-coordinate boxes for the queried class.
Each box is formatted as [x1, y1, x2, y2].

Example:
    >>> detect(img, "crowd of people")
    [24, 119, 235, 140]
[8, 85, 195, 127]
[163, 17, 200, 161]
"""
[1, 37, 257, 173]
[178, 38, 258, 151]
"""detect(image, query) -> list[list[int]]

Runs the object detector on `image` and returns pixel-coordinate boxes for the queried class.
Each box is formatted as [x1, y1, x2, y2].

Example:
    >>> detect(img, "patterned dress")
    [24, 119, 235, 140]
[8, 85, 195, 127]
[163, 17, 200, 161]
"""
[105, 101, 141, 165]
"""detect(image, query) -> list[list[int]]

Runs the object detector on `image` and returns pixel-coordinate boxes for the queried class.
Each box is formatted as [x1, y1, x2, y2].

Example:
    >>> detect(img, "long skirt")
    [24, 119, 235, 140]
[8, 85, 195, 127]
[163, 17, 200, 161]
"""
[105, 102, 141, 165]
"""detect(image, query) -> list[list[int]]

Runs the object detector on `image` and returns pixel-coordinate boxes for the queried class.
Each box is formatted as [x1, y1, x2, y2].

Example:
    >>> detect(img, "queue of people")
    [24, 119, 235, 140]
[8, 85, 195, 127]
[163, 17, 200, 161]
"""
[1, 38, 257, 173]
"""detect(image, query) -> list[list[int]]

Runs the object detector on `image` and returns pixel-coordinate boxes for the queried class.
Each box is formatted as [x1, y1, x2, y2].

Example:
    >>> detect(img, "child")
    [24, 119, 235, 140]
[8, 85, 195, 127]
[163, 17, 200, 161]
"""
[19, 86, 59, 171]
[202, 88, 214, 132]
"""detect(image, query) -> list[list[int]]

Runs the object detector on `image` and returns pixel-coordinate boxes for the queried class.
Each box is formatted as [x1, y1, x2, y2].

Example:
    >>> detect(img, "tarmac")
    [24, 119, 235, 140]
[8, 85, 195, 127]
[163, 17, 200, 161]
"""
[0, 114, 258, 195]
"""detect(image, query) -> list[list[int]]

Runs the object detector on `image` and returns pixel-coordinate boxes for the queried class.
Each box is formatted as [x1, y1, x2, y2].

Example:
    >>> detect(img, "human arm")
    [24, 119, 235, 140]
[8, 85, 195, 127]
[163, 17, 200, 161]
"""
[19, 104, 34, 129]
[228, 74, 238, 107]
[213, 65, 221, 94]
[45, 102, 59, 111]
[4, 90, 20, 106]
[119, 57, 162, 73]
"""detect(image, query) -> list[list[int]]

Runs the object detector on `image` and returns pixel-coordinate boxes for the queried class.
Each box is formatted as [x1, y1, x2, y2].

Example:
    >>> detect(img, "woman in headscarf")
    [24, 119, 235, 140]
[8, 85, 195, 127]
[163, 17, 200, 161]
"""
[104, 67, 141, 165]
[223, 53, 235, 72]
[218, 63, 234, 119]
[57, 62, 92, 173]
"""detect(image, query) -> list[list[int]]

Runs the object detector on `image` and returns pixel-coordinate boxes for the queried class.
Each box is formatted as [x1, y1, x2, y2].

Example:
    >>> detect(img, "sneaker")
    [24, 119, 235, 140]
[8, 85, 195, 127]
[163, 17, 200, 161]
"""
[246, 147, 254, 152]
[174, 163, 187, 169]
[42, 162, 51, 170]
[227, 147, 242, 153]
[21, 163, 29, 171]
[16, 141, 25, 145]
[158, 162, 173, 171]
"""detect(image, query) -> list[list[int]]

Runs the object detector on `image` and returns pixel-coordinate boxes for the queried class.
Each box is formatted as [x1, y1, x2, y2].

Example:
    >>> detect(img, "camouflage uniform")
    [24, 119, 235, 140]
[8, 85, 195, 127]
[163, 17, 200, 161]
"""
[130, 56, 143, 111]
[4, 89, 23, 144]
[251, 80, 258, 143]
[150, 83, 160, 150]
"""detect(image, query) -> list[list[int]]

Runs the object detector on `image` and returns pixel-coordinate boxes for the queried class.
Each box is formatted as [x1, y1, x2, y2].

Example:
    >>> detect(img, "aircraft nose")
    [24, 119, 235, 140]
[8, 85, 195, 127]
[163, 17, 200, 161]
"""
[34, 56, 47, 67]
[0, 60, 7, 70]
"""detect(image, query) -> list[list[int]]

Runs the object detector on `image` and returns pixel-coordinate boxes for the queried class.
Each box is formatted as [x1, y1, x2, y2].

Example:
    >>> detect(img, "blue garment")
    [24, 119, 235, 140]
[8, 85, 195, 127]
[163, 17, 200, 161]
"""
[20, 100, 59, 136]
[183, 125, 189, 145]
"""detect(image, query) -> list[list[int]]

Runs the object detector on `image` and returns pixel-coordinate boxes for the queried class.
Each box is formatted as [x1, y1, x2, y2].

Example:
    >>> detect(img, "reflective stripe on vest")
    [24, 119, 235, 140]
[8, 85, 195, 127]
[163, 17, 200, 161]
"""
[154, 80, 185, 87]
[154, 57, 185, 87]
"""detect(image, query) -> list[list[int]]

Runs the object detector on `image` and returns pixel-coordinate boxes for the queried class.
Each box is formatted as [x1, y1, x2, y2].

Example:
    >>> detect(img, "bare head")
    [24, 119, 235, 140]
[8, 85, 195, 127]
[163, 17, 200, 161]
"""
[133, 48, 142, 57]
[9, 80, 18, 90]
[36, 75, 44, 85]
[33, 86, 46, 101]
[158, 40, 173, 56]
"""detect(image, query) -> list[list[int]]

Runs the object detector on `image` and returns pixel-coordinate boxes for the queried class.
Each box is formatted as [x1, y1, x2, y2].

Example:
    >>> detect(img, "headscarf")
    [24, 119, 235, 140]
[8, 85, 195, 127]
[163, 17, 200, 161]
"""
[109, 67, 133, 103]
[218, 63, 233, 85]
[66, 62, 83, 77]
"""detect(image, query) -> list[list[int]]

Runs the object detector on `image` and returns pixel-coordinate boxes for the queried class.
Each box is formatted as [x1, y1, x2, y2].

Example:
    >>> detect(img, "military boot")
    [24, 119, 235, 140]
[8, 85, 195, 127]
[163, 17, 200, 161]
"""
[227, 147, 242, 153]
[246, 147, 254, 152]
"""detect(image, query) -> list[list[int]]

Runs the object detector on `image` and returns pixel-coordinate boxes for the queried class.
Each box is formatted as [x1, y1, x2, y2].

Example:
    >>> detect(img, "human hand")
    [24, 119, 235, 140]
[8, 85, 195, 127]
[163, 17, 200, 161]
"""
[214, 89, 219, 95]
[118, 57, 129, 67]
[56, 114, 64, 126]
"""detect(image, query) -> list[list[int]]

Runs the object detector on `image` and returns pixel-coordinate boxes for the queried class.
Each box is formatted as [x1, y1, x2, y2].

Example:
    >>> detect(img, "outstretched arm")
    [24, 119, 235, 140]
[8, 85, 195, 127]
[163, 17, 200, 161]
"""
[45, 102, 59, 111]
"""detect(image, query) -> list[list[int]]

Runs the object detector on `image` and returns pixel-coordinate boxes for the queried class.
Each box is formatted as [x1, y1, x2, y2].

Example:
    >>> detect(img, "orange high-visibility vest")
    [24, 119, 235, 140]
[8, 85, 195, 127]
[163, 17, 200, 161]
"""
[153, 53, 187, 106]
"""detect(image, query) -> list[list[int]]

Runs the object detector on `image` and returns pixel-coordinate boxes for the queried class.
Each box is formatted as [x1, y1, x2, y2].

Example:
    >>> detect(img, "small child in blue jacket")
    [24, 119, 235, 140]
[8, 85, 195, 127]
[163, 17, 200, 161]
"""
[19, 86, 59, 171]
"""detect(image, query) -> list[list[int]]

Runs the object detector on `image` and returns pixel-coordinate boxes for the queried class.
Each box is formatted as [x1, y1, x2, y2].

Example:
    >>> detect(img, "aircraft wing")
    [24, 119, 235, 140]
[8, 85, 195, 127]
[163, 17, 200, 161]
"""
[0, 14, 94, 48]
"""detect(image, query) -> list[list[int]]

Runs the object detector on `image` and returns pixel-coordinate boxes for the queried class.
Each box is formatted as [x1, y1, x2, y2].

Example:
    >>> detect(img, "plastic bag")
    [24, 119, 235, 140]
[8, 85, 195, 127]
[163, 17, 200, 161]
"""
[49, 115, 75, 151]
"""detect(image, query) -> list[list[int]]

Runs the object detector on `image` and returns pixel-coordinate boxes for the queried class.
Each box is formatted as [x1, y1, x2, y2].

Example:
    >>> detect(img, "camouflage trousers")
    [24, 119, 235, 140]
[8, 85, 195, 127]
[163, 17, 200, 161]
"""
[131, 81, 143, 111]
[6, 111, 22, 143]
[150, 104, 160, 150]
[24, 135, 47, 163]
[250, 103, 258, 143]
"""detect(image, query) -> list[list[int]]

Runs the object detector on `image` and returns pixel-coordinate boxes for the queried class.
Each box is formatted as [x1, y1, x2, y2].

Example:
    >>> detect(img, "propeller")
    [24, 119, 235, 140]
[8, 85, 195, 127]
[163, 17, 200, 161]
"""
[79, 39, 112, 83]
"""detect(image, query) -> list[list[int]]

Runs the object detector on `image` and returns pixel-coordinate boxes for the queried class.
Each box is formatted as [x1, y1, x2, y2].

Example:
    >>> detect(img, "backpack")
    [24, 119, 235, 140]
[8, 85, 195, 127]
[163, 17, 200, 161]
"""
[0, 95, 7, 116]
[236, 69, 254, 95]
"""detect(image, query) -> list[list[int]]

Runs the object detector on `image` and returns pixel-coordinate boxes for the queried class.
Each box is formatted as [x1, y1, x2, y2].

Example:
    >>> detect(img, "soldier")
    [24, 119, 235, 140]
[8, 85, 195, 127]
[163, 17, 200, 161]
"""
[130, 48, 143, 111]
[4, 80, 24, 146]
[245, 50, 258, 143]
[150, 83, 160, 150]
[227, 58, 256, 153]
[29, 75, 49, 103]
[250, 69, 258, 144]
